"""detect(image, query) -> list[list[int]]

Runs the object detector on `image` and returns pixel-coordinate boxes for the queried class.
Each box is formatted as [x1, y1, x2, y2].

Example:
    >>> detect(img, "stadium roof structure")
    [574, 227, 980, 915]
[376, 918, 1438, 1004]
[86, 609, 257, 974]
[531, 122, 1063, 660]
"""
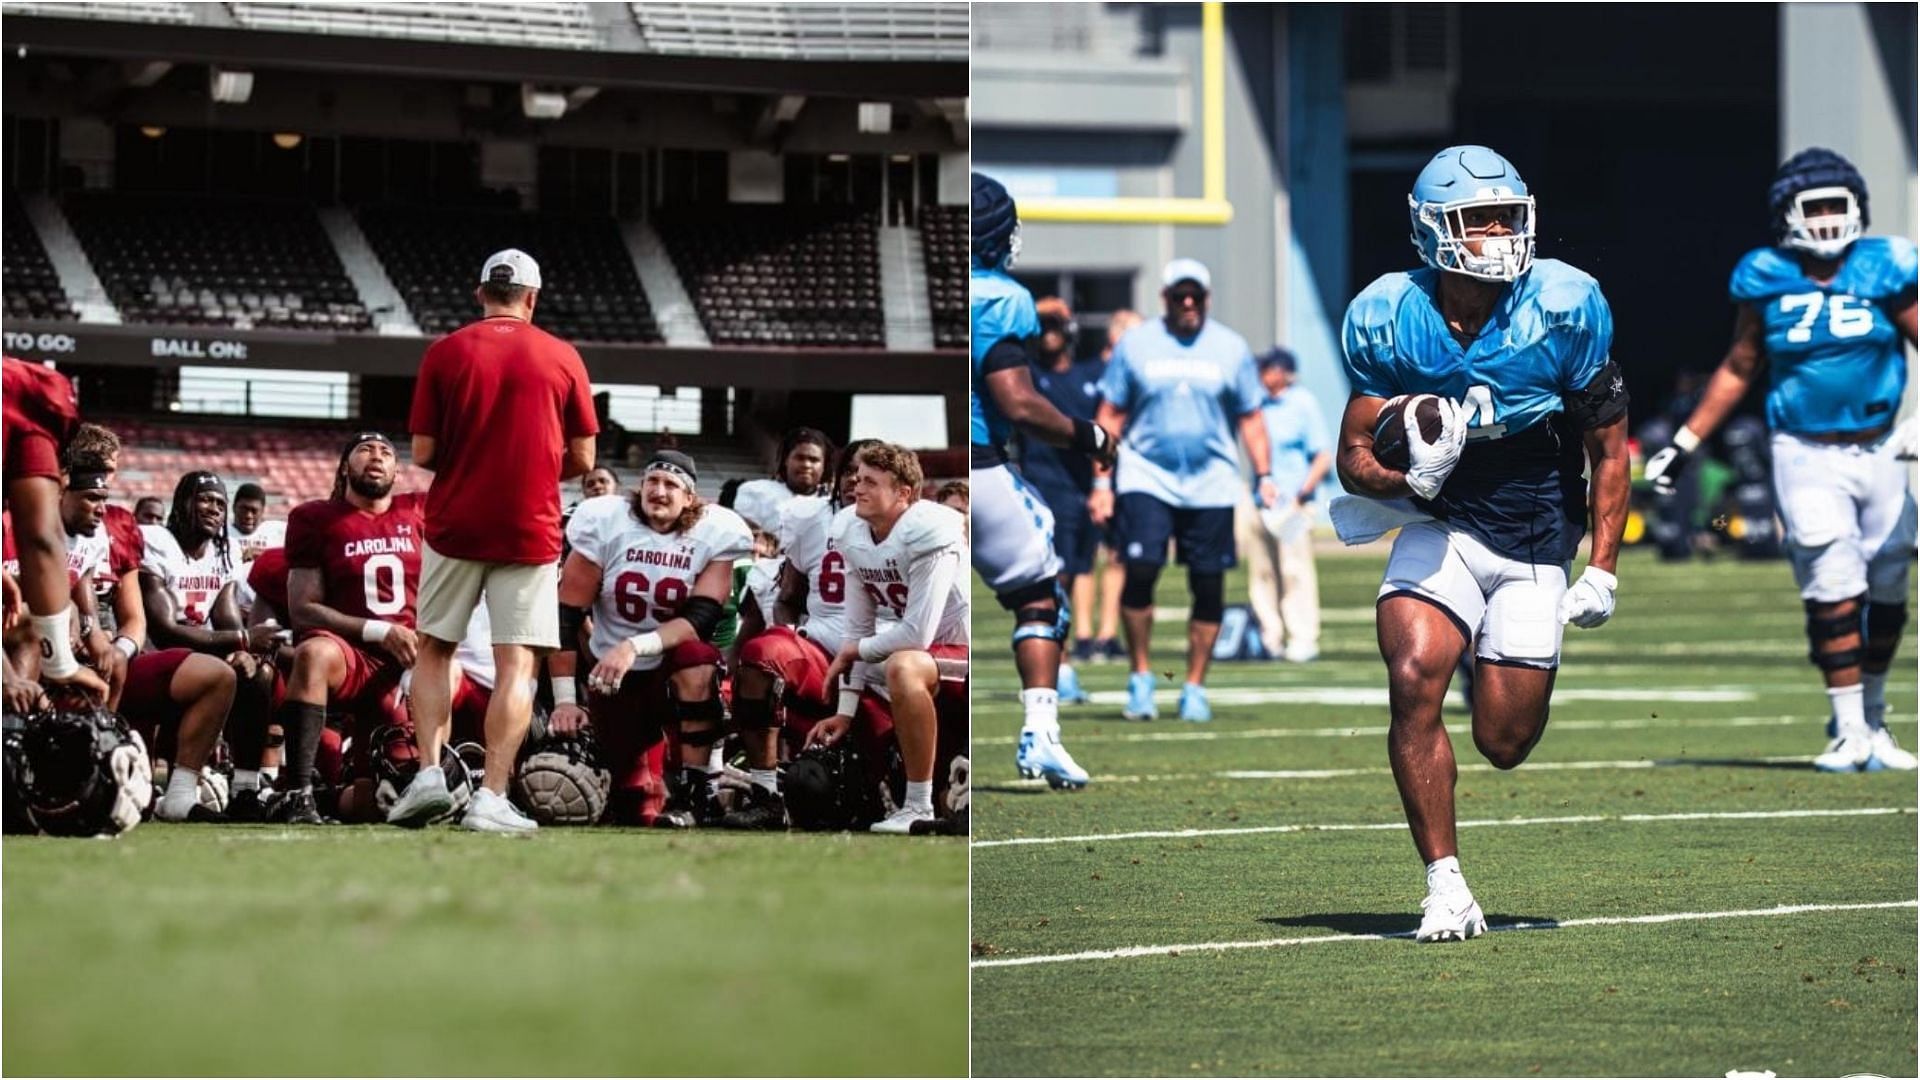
[2, 1, 966, 96]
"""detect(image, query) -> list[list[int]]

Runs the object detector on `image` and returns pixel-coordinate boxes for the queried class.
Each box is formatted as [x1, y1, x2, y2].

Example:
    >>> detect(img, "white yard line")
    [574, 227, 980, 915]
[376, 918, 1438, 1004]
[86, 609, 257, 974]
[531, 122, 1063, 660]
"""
[1034, 713, 1821, 744]
[970, 899, 1920, 969]
[971, 805, 1913, 849]
[987, 753, 1811, 788]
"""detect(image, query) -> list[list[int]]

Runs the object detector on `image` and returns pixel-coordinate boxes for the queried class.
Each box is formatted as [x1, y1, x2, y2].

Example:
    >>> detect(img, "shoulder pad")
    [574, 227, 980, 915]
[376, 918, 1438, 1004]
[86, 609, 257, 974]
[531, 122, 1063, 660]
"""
[695, 505, 756, 563]
[777, 494, 831, 550]
[564, 495, 629, 564]
[1729, 247, 1798, 303]
[898, 502, 966, 557]
[1344, 272, 1417, 333]
[1848, 236, 1918, 301]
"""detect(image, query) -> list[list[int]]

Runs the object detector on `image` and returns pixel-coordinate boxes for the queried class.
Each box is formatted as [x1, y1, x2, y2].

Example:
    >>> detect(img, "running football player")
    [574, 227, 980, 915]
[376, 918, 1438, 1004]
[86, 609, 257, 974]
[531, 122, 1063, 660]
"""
[1644, 148, 1916, 771]
[971, 172, 1113, 790]
[1335, 146, 1630, 942]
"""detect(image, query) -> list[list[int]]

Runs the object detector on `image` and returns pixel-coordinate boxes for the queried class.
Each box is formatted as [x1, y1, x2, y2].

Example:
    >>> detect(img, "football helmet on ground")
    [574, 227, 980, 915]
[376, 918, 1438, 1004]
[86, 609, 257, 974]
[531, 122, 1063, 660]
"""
[18, 696, 151, 837]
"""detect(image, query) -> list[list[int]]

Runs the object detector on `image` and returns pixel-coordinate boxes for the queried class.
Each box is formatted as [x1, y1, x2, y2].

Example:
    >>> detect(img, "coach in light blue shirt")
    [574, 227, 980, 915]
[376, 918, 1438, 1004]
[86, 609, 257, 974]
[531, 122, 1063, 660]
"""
[1257, 347, 1332, 506]
[1089, 258, 1275, 724]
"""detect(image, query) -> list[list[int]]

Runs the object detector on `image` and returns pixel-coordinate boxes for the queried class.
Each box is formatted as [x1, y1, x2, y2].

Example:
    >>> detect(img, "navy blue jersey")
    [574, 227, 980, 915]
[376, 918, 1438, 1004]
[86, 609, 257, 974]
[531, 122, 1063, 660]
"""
[1342, 258, 1614, 565]
[1019, 357, 1106, 499]
[971, 266, 1039, 450]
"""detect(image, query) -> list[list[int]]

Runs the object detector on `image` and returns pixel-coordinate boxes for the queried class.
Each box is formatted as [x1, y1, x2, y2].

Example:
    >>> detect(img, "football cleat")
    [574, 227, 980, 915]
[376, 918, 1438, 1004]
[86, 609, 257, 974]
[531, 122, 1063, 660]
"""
[385, 768, 456, 828]
[225, 788, 270, 823]
[1178, 683, 1211, 724]
[269, 788, 327, 826]
[653, 773, 719, 830]
[1057, 664, 1090, 705]
[1017, 729, 1090, 790]
[869, 804, 936, 835]
[1865, 726, 1917, 771]
[719, 785, 788, 830]
[1415, 889, 1488, 943]
[1123, 672, 1158, 721]
[460, 787, 538, 833]
[1072, 638, 1096, 664]
[1813, 734, 1873, 773]
[1097, 638, 1126, 664]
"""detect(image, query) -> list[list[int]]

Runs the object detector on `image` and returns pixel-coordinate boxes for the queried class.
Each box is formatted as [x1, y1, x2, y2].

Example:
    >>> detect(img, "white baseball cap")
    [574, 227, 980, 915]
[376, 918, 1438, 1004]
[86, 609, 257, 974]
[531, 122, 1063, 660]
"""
[480, 248, 542, 290]
[1162, 258, 1211, 290]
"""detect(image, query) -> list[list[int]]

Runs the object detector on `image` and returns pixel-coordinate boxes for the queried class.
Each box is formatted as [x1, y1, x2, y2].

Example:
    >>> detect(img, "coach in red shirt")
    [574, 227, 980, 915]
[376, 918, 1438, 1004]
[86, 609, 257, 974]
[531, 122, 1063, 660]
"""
[393, 249, 598, 833]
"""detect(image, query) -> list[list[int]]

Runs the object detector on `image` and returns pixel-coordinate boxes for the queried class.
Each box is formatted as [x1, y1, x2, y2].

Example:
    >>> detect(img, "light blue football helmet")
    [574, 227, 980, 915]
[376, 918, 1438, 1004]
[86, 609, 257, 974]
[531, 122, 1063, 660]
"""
[1408, 145, 1536, 282]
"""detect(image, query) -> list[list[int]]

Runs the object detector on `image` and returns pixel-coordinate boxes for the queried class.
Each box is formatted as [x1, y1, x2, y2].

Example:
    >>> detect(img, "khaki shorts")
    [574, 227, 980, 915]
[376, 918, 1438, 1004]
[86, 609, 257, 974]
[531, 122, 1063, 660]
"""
[417, 542, 560, 650]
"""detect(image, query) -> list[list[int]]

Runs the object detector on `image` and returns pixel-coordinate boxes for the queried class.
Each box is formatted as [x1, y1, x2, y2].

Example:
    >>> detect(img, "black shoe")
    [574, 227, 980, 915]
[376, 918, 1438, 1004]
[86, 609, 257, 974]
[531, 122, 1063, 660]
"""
[182, 803, 229, 823]
[1071, 638, 1096, 664]
[226, 788, 269, 823]
[270, 788, 327, 826]
[654, 773, 718, 830]
[719, 786, 786, 831]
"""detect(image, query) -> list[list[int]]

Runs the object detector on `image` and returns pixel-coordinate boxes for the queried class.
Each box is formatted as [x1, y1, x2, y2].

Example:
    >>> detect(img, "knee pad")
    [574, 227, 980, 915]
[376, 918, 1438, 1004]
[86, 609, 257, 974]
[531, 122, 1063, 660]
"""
[1010, 582, 1069, 647]
[1865, 602, 1907, 670]
[1188, 570, 1225, 624]
[673, 694, 727, 746]
[1805, 596, 1865, 672]
[1121, 564, 1161, 610]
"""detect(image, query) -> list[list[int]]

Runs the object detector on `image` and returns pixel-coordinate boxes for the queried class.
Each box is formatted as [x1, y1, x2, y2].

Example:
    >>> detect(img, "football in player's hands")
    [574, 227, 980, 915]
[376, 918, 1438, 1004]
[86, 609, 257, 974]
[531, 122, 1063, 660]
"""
[1371, 394, 1446, 472]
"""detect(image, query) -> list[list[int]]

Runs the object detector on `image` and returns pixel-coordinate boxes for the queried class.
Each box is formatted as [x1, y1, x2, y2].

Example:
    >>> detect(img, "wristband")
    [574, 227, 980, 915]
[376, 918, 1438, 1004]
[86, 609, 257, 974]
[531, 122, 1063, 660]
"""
[1671, 427, 1702, 453]
[30, 610, 81, 678]
[837, 686, 862, 717]
[1071, 418, 1109, 455]
[361, 620, 394, 644]
[628, 631, 664, 658]
[551, 680, 577, 707]
[112, 635, 138, 661]
[1092, 476, 1113, 492]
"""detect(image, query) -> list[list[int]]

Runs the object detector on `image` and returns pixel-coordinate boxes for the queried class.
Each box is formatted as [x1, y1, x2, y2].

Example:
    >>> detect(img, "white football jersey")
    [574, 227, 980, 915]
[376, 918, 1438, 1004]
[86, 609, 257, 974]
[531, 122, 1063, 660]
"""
[731, 478, 801, 533]
[778, 495, 855, 654]
[834, 500, 970, 667]
[141, 525, 236, 626]
[63, 527, 109, 588]
[229, 519, 287, 564]
[566, 496, 754, 669]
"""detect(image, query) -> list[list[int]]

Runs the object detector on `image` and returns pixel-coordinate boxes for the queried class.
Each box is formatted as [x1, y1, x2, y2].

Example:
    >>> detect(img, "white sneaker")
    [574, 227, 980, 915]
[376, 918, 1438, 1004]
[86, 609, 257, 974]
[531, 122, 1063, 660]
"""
[869, 805, 936, 835]
[1814, 733, 1874, 773]
[1866, 726, 1918, 771]
[461, 788, 538, 834]
[385, 767, 455, 828]
[1282, 643, 1320, 663]
[1415, 889, 1487, 943]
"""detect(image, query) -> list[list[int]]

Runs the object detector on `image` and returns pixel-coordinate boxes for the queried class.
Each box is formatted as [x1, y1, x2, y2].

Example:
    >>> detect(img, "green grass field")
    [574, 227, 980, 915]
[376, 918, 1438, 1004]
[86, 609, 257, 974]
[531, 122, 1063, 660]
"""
[5, 826, 967, 1077]
[971, 546, 1919, 1078]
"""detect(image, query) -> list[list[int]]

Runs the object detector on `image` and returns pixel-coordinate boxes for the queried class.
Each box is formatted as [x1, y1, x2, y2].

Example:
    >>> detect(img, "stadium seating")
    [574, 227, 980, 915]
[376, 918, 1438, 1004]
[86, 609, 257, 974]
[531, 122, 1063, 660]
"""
[3, 192, 76, 322]
[629, 2, 967, 60]
[656, 207, 884, 348]
[919, 205, 966, 350]
[227, 2, 600, 50]
[63, 193, 371, 332]
[356, 207, 661, 344]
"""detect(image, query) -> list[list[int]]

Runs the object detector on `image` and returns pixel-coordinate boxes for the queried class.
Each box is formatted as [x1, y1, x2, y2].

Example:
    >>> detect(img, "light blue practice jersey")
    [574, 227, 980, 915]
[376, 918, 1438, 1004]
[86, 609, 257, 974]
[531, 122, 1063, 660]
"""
[1730, 236, 1916, 437]
[1260, 385, 1331, 500]
[971, 266, 1039, 450]
[1342, 258, 1615, 564]
[1100, 317, 1265, 509]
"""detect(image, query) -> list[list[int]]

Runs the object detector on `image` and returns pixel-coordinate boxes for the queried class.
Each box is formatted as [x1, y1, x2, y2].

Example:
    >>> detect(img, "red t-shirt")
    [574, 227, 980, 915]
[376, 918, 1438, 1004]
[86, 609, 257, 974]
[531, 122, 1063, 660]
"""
[103, 504, 143, 581]
[284, 493, 426, 626]
[247, 545, 291, 623]
[408, 317, 597, 564]
[3, 355, 81, 485]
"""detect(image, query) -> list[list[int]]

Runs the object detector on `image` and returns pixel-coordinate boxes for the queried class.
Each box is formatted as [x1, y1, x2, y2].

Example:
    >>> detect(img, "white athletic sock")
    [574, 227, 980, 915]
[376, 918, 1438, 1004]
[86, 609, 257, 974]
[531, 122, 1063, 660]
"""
[1426, 855, 1467, 895]
[1862, 671, 1889, 728]
[1830, 685, 1868, 739]
[158, 767, 201, 820]
[233, 768, 261, 793]
[904, 780, 934, 813]
[261, 765, 280, 784]
[750, 768, 778, 795]
[1021, 688, 1060, 735]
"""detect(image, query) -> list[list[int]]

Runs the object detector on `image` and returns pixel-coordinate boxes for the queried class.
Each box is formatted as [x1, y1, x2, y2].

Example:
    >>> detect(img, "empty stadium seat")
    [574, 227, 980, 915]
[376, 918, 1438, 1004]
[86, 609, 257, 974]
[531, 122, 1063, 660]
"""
[3, 192, 77, 322]
[656, 207, 885, 348]
[919, 205, 966, 350]
[356, 206, 662, 344]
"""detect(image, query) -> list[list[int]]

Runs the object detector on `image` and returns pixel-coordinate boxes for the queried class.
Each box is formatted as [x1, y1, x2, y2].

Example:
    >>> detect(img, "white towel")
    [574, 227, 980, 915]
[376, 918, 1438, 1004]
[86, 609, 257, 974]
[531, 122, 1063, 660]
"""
[1328, 494, 1434, 545]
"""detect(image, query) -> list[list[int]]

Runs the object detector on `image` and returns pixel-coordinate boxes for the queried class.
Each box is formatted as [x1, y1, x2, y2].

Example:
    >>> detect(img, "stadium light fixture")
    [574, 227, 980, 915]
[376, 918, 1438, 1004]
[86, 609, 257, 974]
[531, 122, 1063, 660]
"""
[1017, 1, 1233, 225]
[858, 102, 893, 134]
[140, 125, 167, 139]
[521, 84, 567, 120]
[272, 133, 303, 150]
[209, 66, 254, 105]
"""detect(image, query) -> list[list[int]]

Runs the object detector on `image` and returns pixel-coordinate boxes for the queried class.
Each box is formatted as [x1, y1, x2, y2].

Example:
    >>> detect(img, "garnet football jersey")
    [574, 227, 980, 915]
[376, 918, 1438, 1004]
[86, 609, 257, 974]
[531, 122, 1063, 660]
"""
[246, 545, 292, 623]
[141, 525, 236, 626]
[566, 495, 754, 669]
[834, 500, 970, 667]
[284, 493, 426, 627]
[778, 495, 854, 655]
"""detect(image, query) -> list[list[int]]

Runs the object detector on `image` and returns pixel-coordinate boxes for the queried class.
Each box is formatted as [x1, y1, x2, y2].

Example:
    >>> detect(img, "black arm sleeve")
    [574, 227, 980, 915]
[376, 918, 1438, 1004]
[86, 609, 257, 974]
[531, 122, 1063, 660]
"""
[1564, 358, 1630, 430]
[980, 336, 1033, 376]
[557, 603, 587, 649]
[679, 596, 726, 642]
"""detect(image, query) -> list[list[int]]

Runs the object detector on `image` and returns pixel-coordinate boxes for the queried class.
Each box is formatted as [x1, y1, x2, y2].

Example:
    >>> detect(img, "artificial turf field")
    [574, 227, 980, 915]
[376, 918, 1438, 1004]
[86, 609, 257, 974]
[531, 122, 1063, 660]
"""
[4, 827, 967, 1076]
[971, 545, 1919, 1078]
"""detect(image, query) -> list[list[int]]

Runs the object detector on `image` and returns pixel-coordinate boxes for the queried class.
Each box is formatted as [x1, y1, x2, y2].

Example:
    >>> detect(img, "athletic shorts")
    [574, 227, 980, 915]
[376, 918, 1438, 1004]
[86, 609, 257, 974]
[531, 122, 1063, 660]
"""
[1379, 519, 1568, 670]
[121, 648, 193, 758]
[857, 642, 970, 703]
[1034, 483, 1099, 576]
[1113, 492, 1235, 572]
[971, 463, 1062, 597]
[1771, 431, 1916, 604]
[298, 630, 404, 712]
[417, 542, 558, 649]
[738, 626, 833, 716]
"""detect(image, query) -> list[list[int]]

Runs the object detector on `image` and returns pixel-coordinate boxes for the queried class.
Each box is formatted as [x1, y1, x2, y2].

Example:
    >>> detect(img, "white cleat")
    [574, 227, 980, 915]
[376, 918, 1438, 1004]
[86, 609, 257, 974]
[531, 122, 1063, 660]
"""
[1865, 726, 1918, 771]
[1016, 729, 1091, 790]
[869, 805, 936, 835]
[1814, 734, 1874, 773]
[385, 768, 455, 828]
[460, 788, 538, 834]
[1415, 889, 1487, 943]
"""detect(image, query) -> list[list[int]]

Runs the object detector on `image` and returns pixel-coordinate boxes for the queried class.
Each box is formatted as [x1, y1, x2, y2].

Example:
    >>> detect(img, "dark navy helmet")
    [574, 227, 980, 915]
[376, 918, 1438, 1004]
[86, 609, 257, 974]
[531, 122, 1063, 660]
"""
[1769, 148, 1868, 258]
[972, 172, 1020, 270]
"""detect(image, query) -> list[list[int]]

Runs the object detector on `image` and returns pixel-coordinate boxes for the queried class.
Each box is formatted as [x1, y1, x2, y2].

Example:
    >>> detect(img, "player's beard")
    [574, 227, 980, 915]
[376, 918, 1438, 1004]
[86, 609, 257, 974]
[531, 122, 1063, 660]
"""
[348, 472, 395, 500]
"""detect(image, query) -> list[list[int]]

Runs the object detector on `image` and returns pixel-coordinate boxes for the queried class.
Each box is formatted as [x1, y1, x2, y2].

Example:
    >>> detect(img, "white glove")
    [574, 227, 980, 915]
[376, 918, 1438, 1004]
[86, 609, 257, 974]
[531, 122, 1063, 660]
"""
[1558, 566, 1618, 629]
[1403, 398, 1468, 500]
